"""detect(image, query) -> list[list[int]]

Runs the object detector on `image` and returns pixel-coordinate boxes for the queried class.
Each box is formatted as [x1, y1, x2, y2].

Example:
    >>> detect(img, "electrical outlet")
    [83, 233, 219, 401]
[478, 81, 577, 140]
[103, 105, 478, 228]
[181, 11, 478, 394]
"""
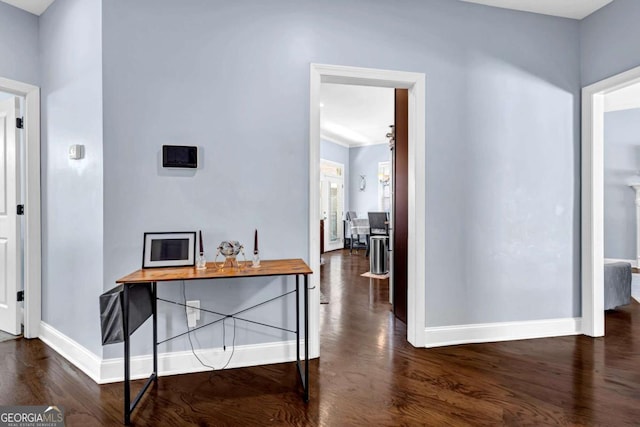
[68, 144, 84, 160]
[186, 300, 200, 327]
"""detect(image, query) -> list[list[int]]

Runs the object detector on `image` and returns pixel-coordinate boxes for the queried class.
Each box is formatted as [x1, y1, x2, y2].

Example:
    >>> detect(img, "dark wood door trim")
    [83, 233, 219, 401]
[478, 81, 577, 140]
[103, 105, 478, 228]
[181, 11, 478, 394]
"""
[393, 88, 409, 324]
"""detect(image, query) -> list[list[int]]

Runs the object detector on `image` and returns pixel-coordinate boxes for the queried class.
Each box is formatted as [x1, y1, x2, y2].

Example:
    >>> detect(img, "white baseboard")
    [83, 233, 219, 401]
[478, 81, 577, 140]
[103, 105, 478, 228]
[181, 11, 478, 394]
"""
[41, 317, 584, 383]
[423, 317, 582, 348]
[99, 339, 302, 384]
[632, 273, 640, 302]
[39, 321, 103, 383]
[38, 321, 303, 384]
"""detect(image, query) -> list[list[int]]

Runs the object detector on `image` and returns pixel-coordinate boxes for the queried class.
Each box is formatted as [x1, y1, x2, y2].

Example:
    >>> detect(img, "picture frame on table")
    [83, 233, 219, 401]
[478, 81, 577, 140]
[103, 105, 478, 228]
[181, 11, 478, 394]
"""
[142, 232, 196, 268]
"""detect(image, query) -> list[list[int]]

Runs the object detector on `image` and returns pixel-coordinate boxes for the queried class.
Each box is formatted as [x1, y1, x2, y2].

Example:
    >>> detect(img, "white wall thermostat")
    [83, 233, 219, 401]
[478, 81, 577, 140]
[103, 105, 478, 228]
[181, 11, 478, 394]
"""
[69, 144, 84, 160]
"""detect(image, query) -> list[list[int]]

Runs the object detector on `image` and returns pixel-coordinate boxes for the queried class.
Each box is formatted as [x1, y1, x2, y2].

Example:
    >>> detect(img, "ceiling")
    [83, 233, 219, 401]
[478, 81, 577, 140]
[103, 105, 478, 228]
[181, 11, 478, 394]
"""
[1, 0, 54, 15]
[320, 84, 394, 148]
[459, 0, 614, 20]
[2, 0, 613, 19]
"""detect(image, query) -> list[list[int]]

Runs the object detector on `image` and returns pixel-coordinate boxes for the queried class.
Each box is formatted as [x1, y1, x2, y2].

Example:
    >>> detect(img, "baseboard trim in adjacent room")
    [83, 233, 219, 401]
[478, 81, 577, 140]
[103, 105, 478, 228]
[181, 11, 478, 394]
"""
[423, 317, 582, 348]
[39, 321, 103, 384]
[99, 339, 301, 384]
[632, 272, 640, 303]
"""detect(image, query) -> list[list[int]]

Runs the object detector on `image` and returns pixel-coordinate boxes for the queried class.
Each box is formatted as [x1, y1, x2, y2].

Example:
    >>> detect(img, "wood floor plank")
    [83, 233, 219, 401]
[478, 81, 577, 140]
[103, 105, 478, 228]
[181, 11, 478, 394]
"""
[1, 249, 639, 426]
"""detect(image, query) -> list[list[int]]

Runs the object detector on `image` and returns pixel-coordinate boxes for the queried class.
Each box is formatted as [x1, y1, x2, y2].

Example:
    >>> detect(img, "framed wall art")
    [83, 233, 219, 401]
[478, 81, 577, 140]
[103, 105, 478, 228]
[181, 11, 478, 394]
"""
[142, 232, 196, 268]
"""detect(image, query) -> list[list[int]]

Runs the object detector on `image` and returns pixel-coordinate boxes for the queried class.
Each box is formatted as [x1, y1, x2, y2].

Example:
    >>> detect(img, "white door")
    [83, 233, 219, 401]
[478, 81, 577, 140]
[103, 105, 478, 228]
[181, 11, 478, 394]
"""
[0, 97, 21, 335]
[320, 160, 344, 253]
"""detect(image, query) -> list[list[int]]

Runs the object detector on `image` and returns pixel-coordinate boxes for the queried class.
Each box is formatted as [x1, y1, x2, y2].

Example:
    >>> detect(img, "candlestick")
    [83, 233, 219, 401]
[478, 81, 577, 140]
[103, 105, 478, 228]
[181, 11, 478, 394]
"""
[254, 229, 258, 254]
[196, 230, 206, 269]
[252, 229, 260, 268]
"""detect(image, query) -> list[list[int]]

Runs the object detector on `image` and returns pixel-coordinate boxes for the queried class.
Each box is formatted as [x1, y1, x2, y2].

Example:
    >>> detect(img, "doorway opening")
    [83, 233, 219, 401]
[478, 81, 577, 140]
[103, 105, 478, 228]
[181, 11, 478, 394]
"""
[582, 64, 640, 337]
[308, 64, 426, 356]
[318, 84, 395, 327]
[601, 83, 640, 309]
[0, 76, 41, 339]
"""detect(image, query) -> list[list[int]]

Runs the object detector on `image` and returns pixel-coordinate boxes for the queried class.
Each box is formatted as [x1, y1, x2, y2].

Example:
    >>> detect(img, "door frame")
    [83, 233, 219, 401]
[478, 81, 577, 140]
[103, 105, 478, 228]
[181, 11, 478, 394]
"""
[582, 64, 640, 337]
[0, 76, 41, 339]
[309, 64, 426, 352]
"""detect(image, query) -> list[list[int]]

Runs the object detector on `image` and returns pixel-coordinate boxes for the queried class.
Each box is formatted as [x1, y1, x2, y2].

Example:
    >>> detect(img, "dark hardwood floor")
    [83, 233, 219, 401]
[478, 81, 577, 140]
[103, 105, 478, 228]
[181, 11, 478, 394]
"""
[1, 249, 639, 426]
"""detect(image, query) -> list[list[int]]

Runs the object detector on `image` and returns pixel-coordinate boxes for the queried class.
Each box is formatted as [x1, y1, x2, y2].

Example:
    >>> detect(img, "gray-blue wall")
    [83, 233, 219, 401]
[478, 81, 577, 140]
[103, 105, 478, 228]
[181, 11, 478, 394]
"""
[100, 0, 581, 347]
[349, 144, 390, 216]
[0, 2, 39, 85]
[39, 0, 104, 356]
[0, 0, 587, 357]
[604, 108, 640, 260]
[580, 0, 640, 86]
[320, 140, 349, 167]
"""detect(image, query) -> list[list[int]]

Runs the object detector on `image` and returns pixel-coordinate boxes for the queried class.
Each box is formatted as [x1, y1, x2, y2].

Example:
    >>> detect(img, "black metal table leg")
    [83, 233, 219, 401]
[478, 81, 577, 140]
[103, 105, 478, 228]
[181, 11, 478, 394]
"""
[152, 282, 158, 382]
[123, 282, 158, 425]
[304, 274, 309, 402]
[123, 284, 131, 425]
[295, 274, 310, 402]
[295, 276, 300, 363]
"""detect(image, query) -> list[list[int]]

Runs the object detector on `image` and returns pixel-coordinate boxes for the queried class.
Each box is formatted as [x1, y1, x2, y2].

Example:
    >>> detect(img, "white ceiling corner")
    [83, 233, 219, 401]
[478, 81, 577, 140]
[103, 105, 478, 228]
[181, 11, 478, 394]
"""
[1, 0, 55, 16]
[459, 0, 613, 20]
[0, 0, 612, 20]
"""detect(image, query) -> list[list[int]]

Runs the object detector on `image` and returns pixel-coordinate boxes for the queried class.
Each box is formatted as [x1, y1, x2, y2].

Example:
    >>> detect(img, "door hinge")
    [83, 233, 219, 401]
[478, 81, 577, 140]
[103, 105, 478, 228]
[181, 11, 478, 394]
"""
[16, 117, 24, 129]
[17, 291, 24, 302]
[17, 204, 24, 215]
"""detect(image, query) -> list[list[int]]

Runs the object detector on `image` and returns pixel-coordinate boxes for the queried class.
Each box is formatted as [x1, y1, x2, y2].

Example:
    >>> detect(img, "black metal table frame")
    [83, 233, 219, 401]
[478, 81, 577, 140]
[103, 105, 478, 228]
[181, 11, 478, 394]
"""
[121, 274, 309, 425]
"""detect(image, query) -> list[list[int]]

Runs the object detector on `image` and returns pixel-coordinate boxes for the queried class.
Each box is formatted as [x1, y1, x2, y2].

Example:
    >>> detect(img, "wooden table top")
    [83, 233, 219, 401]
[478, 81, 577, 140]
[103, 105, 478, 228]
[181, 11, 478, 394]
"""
[116, 258, 312, 284]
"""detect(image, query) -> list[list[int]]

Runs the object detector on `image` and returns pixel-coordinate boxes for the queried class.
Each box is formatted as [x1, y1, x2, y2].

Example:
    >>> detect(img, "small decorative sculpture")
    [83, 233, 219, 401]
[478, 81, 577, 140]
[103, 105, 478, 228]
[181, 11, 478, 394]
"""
[214, 240, 246, 270]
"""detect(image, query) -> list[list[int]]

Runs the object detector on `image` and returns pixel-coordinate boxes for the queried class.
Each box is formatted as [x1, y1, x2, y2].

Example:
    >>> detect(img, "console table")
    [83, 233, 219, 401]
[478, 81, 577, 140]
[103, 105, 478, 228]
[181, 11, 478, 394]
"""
[115, 258, 313, 425]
